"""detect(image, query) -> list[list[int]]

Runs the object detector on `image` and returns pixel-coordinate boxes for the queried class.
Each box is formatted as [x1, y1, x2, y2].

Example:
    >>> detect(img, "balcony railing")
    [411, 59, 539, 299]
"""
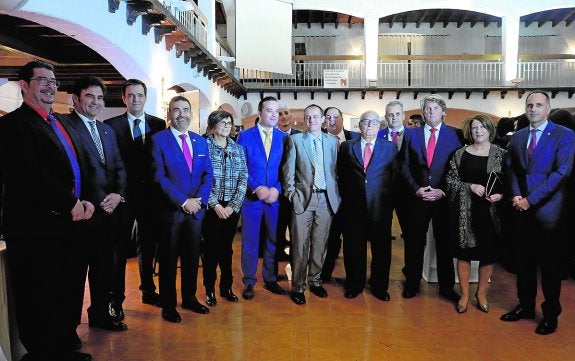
[240, 60, 575, 89]
[160, 2, 208, 47]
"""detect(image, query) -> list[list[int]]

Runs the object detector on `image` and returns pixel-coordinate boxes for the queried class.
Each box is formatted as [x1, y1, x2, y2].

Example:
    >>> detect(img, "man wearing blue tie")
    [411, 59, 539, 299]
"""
[500, 91, 575, 335]
[150, 96, 213, 323]
[236, 96, 287, 300]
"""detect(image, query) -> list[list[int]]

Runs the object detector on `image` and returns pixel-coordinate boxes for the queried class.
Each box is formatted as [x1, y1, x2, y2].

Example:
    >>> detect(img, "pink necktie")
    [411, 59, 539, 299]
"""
[391, 131, 398, 145]
[179, 134, 193, 172]
[426, 128, 437, 168]
[527, 129, 538, 161]
[363, 142, 372, 172]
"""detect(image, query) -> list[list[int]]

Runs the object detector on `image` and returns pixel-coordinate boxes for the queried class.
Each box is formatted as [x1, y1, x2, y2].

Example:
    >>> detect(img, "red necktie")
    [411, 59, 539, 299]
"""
[363, 142, 372, 172]
[426, 128, 437, 168]
[527, 129, 538, 161]
[391, 131, 398, 145]
[179, 134, 193, 172]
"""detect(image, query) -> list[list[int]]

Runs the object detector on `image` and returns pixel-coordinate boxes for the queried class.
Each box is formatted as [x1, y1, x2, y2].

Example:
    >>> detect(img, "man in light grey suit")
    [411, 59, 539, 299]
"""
[282, 104, 341, 305]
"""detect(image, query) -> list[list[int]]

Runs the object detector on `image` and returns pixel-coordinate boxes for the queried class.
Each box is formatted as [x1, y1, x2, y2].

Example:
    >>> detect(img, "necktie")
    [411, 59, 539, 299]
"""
[88, 120, 105, 163]
[263, 129, 271, 159]
[391, 131, 398, 145]
[313, 137, 325, 189]
[133, 118, 143, 145]
[179, 134, 193, 172]
[527, 129, 538, 161]
[426, 127, 437, 168]
[363, 142, 372, 172]
[48, 114, 81, 197]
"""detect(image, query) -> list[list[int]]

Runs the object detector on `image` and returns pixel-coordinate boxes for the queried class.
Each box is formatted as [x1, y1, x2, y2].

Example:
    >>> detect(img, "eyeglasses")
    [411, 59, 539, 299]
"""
[30, 77, 60, 87]
[359, 119, 381, 127]
[217, 121, 233, 127]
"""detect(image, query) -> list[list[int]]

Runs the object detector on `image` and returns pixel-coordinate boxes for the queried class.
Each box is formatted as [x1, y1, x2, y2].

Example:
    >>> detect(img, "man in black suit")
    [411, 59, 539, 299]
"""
[64, 76, 128, 332]
[320, 106, 360, 282]
[338, 110, 397, 300]
[104, 79, 166, 317]
[0, 61, 94, 361]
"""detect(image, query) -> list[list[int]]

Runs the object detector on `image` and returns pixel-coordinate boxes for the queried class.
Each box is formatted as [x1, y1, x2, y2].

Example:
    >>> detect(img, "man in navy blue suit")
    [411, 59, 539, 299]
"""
[399, 94, 462, 302]
[338, 110, 397, 300]
[150, 96, 213, 323]
[500, 91, 575, 335]
[236, 96, 287, 300]
[63, 76, 128, 333]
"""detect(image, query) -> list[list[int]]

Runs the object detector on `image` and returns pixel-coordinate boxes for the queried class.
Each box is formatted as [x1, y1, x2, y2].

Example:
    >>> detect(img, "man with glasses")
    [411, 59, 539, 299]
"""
[104, 79, 166, 319]
[281, 104, 340, 305]
[399, 94, 463, 302]
[0, 60, 94, 361]
[338, 110, 397, 300]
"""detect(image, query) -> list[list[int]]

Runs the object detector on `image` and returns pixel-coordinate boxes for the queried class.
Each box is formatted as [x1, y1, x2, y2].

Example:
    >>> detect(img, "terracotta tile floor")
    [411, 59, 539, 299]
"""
[77, 222, 575, 361]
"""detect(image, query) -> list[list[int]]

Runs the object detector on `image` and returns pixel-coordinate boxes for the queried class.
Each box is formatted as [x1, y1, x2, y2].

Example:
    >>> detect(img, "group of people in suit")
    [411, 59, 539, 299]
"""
[1, 60, 573, 361]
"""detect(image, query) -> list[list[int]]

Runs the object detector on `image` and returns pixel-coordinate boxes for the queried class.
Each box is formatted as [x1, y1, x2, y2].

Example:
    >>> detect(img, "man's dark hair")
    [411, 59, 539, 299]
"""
[324, 106, 342, 118]
[304, 103, 323, 115]
[18, 60, 54, 82]
[168, 95, 191, 110]
[525, 90, 550, 105]
[72, 76, 106, 97]
[258, 96, 277, 112]
[122, 79, 147, 96]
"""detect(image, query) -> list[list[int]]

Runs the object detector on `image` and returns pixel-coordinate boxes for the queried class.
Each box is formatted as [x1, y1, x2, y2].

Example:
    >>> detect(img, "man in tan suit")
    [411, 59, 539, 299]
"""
[282, 104, 340, 305]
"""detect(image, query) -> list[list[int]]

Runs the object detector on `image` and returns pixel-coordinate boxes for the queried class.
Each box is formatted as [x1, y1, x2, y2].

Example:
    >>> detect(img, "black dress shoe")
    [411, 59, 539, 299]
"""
[344, 290, 360, 299]
[402, 289, 418, 299]
[535, 319, 558, 335]
[290, 292, 306, 305]
[220, 288, 239, 302]
[263, 281, 286, 295]
[162, 308, 182, 323]
[63, 351, 93, 361]
[206, 292, 217, 306]
[182, 300, 210, 314]
[372, 290, 390, 301]
[142, 291, 161, 307]
[309, 285, 328, 298]
[276, 274, 289, 281]
[242, 284, 255, 300]
[89, 316, 128, 331]
[71, 333, 83, 350]
[439, 289, 460, 303]
[277, 251, 290, 261]
[500, 304, 535, 322]
[109, 302, 125, 321]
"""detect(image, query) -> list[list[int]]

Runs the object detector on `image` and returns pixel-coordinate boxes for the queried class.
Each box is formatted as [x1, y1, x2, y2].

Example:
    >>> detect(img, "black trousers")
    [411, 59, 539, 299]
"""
[342, 209, 393, 293]
[159, 216, 202, 309]
[513, 210, 563, 319]
[402, 197, 455, 293]
[320, 207, 344, 280]
[202, 203, 240, 292]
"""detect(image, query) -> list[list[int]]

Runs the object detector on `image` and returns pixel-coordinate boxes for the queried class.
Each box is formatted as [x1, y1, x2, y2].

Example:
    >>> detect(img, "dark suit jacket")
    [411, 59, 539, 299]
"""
[343, 129, 360, 140]
[506, 121, 575, 224]
[338, 138, 397, 222]
[400, 124, 463, 192]
[0, 104, 91, 237]
[62, 111, 127, 209]
[237, 125, 286, 198]
[150, 128, 213, 223]
[104, 112, 165, 200]
[377, 127, 413, 151]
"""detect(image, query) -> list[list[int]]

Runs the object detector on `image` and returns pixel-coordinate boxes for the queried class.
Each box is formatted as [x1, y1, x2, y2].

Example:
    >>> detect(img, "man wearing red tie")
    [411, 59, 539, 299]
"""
[149, 96, 213, 323]
[399, 95, 463, 302]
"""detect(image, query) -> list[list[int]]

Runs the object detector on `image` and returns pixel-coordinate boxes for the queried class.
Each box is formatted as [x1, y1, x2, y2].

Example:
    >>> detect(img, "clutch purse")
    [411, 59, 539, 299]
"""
[485, 171, 504, 197]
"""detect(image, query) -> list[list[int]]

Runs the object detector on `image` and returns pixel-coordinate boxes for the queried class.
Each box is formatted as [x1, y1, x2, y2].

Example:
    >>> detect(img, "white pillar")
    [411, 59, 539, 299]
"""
[364, 15, 379, 83]
[198, 0, 216, 54]
[502, 15, 520, 83]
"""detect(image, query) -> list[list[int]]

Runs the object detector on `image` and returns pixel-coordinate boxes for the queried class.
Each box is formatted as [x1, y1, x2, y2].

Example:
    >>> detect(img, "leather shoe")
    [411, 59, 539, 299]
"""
[182, 300, 210, 314]
[206, 292, 217, 306]
[23, 352, 92, 361]
[220, 288, 239, 302]
[402, 289, 418, 299]
[500, 304, 535, 322]
[242, 284, 255, 300]
[309, 285, 328, 298]
[535, 319, 558, 335]
[439, 289, 460, 303]
[344, 290, 360, 299]
[63, 351, 93, 361]
[109, 302, 125, 321]
[372, 290, 390, 301]
[142, 291, 161, 307]
[290, 292, 306, 305]
[263, 281, 286, 295]
[161, 308, 181, 323]
[71, 333, 82, 350]
[88, 316, 128, 331]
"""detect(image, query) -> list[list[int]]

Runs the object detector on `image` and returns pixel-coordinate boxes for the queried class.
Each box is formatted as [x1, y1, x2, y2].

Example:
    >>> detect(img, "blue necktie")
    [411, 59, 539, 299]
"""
[133, 118, 143, 145]
[48, 114, 81, 197]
